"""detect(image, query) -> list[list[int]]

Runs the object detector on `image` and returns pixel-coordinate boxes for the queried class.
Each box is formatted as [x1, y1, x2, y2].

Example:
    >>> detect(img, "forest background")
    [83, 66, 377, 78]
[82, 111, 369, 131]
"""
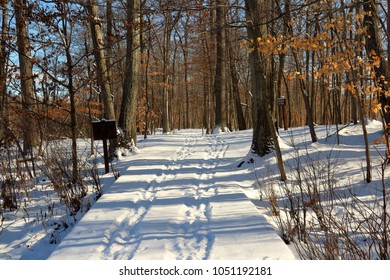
[1, 0, 390, 162]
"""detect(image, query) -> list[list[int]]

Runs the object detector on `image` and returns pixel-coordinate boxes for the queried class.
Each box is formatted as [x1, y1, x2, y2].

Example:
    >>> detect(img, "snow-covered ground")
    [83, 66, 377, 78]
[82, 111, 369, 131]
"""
[1, 121, 388, 261]
[48, 130, 296, 260]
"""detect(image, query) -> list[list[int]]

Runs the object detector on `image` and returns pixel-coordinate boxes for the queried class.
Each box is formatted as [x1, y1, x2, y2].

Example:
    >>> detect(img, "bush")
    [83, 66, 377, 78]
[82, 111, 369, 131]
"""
[0, 144, 34, 212]
[260, 145, 390, 259]
[42, 140, 87, 216]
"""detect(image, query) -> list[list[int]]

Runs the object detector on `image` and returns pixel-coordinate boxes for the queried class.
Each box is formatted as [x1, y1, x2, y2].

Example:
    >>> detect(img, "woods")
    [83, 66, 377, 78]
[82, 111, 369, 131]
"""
[1, 0, 390, 261]
[0, 0, 390, 182]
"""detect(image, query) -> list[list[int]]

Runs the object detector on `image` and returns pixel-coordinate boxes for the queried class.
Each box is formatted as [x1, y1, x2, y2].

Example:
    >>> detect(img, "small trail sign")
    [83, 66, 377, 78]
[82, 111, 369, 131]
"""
[92, 120, 117, 174]
[277, 96, 287, 106]
[277, 96, 288, 131]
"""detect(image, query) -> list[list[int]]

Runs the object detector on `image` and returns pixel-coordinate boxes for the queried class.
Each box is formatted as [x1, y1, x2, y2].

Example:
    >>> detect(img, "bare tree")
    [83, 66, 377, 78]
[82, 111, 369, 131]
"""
[213, 0, 226, 132]
[245, 0, 286, 180]
[57, 2, 80, 183]
[85, 0, 117, 152]
[0, 0, 9, 143]
[176, 12, 191, 129]
[14, 0, 39, 153]
[119, 0, 141, 145]
[279, 0, 317, 143]
[245, 0, 272, 155]
[227, 24, 246, 131]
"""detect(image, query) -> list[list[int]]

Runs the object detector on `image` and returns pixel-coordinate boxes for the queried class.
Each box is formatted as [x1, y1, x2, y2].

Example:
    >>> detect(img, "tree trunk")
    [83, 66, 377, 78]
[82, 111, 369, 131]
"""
[14, 0, 38, 153]
[245, 0, 286, 180]
[276, 49, 286, 128]
[87, 0, 116, 121]
[357, 89, 372, 182]
[0, 0, 9, 142]
[143, 16, 151, 139]
[86, 0, 117, 153]
[65, 38, 79, 184]
[119, 0, 140, 145]
[176, 14, 191, 129]
[283, 0, 317, 142]
[55, 5, 79, 183]
[162, 13, 173, 133]
[106, 0, 114, 95]
[388, 0, 390, 76]
[201, 19, 213, 134]
[213, 0, 226, 132]
[184, 21, 190, 129]
[229, 55, 246, 130]
[363, 0, 390, 127]
[85, 35, 96, 155]
[162, 47, 170, 133]
[245, 0, 272, 155]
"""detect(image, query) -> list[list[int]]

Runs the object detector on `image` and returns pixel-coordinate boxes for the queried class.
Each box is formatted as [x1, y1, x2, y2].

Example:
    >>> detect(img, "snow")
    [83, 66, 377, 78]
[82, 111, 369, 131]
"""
[48, 130, 295, 260]
[0, 120, 388, 261]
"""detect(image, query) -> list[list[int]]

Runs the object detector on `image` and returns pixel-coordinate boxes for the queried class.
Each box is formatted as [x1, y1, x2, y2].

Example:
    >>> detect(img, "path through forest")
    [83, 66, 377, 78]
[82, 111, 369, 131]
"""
[49, 131, 296, 260]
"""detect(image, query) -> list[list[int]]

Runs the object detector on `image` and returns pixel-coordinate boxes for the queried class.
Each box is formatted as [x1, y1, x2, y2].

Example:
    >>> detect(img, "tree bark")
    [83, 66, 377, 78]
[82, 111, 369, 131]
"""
[213, 0, 226, 132]
[0, 0, 9, 142]
[162, 11, 173, 133]
[229, 55, 246, 131]
[86, 0, 117, 153]
[14, 0, 38, 153]
[245, 0, 272, 155]
[356, 87, 372, 182]
[106, 0, 114, 95]
[86, 0, 116, 121]
[63, 30, 79, 183]
[202, 35, 213, 134]
[363, 0, 390, 127]
[245, 0, 286, 180]
[119, 0, 140, 145]
[183, 16, 190, 129]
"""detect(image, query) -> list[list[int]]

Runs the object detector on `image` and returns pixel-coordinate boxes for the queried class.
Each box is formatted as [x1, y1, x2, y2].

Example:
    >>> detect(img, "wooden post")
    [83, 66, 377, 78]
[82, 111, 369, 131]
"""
[283, 103, 288, 131]
[102, 138, 109, 174]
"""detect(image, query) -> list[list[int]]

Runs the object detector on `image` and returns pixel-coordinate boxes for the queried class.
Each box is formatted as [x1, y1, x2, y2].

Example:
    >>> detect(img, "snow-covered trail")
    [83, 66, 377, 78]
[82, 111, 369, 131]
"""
[49, 131, 296, 260]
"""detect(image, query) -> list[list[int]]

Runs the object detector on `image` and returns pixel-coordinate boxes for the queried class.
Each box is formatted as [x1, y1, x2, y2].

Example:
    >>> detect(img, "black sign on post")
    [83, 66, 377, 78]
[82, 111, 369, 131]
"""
[277, 96, 288, 131]
[92, 120, 117, 174]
